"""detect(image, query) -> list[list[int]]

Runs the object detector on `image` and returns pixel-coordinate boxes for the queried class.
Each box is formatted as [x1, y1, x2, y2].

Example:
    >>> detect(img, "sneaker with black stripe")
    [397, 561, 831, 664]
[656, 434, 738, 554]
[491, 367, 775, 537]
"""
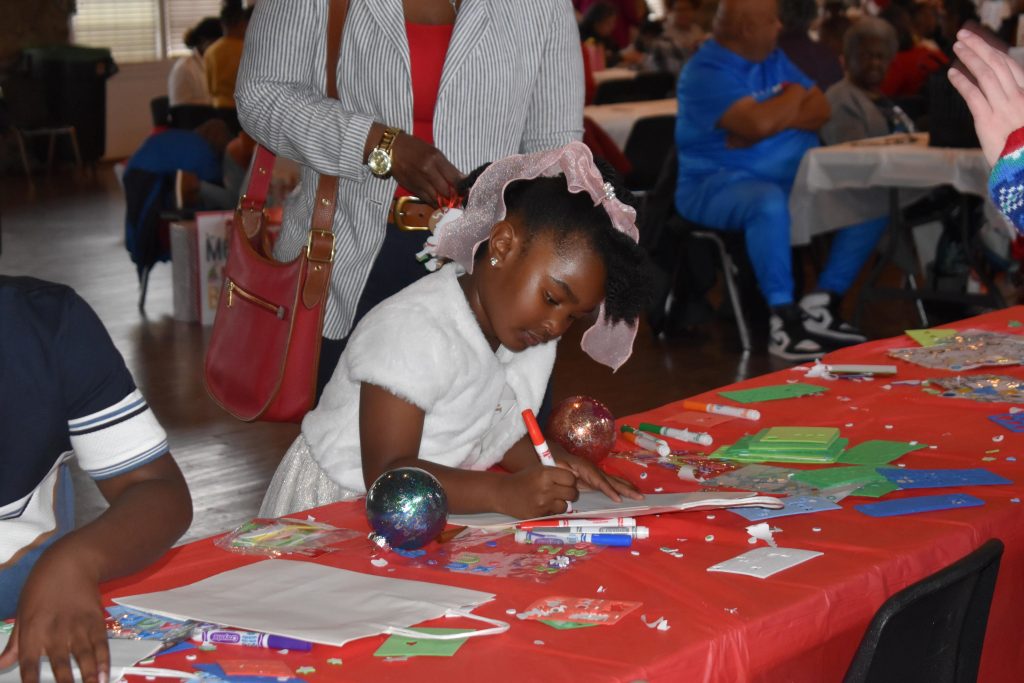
[768, 305, 826, 361]
[799, 291, 867, 345]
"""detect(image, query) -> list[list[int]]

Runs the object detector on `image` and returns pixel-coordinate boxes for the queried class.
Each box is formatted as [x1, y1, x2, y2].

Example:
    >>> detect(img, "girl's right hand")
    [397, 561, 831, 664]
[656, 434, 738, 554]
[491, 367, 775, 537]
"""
[390, 133, 464, 207]
[498, 465, 579, 519]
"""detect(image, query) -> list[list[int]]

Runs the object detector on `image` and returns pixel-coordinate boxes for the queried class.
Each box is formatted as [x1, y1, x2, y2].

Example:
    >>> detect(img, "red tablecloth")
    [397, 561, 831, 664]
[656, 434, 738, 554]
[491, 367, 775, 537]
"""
[105, 308, 1024, 682]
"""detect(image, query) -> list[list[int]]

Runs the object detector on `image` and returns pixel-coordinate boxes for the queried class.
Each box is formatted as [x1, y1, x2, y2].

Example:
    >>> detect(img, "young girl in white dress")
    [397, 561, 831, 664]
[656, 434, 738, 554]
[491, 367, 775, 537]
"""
[261, 142, 652, 519]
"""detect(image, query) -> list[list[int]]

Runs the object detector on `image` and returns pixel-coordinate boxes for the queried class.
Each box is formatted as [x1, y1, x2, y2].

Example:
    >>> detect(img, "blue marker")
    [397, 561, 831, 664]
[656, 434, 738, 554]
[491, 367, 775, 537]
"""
[513, 530, 632, 547]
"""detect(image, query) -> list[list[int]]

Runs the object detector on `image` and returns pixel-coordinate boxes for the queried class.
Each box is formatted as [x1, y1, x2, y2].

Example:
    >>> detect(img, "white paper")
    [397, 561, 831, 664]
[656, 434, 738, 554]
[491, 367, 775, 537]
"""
[0, 633, 160, 683]
[707, 547, 823, 579]
[448, 491, 783, 530]
[114, 560, 495, 648]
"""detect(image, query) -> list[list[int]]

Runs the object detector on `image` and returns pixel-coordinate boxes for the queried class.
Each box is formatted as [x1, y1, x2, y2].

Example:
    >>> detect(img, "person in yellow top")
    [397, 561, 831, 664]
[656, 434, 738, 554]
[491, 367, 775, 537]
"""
[204, 0, 250, 132]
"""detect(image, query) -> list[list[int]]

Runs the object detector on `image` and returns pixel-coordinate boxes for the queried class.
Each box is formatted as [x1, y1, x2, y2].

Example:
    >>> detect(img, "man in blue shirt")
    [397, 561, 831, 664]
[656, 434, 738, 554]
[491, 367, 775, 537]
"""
[675, 0, 887, 360]
[0, 277, 192, 683]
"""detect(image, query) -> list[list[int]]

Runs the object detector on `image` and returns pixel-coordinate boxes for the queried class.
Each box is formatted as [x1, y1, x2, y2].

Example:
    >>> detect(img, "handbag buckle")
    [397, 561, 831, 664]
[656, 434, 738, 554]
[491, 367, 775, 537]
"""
[394, 196, 432, 231]
[306, 229, 335, 263]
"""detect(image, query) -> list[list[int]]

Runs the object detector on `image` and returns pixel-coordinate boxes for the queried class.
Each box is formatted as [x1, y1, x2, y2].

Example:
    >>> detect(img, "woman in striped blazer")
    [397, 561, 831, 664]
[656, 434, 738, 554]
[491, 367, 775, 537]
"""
[237, 0, 584, 395]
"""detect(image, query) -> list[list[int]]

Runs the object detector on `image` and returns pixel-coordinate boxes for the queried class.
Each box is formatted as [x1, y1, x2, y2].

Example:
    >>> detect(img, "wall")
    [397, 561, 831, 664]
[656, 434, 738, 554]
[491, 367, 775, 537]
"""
[0, 1, 71, 68]
[105, 59, 175, 159]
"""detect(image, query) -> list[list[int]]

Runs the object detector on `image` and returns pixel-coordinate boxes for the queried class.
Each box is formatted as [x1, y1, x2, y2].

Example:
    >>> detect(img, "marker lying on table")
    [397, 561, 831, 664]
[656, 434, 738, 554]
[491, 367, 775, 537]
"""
[522, 408, 572, 513]
[621, 425, 671, 456]
[519, 517, 637, 529]
[514, 530, 633, 547]
[639, 422, 713, 447]
[192, 628, 313, 651]
[682, 400, 760, 421]
[825, 364, 898, 376]
[531, 525, 649, 538]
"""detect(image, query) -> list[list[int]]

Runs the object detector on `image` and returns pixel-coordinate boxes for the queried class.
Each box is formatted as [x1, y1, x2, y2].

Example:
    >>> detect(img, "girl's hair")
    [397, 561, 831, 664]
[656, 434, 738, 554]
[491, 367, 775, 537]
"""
[457, 158, 653, 326]
[184, 17, 223, 49]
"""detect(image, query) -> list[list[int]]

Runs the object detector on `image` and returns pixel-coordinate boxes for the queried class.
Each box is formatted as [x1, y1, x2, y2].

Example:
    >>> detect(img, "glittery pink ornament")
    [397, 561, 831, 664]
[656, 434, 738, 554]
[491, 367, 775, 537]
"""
[548, 396, 616, 464]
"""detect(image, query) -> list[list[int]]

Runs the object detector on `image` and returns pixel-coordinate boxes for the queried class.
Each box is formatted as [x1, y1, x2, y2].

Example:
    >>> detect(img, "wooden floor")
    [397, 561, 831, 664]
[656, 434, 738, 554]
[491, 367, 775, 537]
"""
[1, 167, 927, 543]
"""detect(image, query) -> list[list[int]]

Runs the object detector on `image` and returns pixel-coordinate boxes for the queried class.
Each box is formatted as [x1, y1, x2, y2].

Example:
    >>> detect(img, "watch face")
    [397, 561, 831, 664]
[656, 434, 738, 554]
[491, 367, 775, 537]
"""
[368, 148, 392, 176]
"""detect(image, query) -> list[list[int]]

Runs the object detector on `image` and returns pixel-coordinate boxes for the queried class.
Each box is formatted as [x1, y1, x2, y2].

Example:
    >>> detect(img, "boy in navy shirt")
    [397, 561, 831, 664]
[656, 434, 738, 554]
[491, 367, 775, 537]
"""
[0, 277, 192, 683]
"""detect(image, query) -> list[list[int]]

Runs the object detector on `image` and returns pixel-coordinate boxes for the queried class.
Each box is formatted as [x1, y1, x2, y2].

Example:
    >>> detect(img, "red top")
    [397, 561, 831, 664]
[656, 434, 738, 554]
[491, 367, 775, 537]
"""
[396, 21, 454, 198]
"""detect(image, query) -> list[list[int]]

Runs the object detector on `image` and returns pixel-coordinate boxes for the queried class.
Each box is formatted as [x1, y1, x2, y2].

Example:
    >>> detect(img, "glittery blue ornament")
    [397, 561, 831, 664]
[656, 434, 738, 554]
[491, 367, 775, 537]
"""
[365, 467, 448, 550]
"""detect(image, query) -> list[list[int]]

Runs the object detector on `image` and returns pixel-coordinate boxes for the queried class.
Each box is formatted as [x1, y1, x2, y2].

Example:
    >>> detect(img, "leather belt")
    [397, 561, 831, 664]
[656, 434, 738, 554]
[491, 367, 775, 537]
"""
[389, 196, 434, 231]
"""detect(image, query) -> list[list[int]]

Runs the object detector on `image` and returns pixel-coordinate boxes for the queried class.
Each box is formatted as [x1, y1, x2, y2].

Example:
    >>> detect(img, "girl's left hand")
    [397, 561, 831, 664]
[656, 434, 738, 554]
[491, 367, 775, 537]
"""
[551, 445, 644, 503]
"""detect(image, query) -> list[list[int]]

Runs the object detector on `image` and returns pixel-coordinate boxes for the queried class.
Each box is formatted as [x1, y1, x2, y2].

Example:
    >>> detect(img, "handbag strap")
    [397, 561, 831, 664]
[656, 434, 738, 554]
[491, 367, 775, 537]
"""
[302, 0, 348, 308]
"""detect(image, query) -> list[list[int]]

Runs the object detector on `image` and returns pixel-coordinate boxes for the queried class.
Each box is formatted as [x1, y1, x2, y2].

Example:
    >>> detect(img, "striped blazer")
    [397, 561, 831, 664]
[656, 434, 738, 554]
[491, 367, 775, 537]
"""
[237, 0, 585, 338]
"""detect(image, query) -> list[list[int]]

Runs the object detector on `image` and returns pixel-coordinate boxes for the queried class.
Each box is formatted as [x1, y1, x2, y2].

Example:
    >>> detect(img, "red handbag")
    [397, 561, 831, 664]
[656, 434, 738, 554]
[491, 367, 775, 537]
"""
[205, 0, 348, 423]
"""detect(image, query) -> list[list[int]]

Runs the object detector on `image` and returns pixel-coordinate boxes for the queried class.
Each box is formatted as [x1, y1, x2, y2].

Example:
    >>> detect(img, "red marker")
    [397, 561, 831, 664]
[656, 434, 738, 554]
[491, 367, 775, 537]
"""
[521, 409, 573, 512]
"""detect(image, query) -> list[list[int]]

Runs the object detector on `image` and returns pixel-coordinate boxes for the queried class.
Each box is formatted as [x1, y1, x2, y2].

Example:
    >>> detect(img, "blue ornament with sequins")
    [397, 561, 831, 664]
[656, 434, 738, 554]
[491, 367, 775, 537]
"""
[365, 467, 448, 550]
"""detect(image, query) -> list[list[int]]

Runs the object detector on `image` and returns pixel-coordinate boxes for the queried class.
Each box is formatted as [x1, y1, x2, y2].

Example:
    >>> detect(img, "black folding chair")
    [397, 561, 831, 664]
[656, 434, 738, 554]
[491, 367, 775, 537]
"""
[593, 77, 641, 104]
[623, 114, 676, 193]
[843, 539, 1004, 683]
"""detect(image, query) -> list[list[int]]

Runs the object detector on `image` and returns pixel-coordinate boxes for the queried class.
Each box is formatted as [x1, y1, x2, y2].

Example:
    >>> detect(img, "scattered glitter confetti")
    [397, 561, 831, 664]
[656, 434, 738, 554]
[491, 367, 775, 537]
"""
[296, 666, 316, 675]
[706, 514, 716, 520]
[985, 449, 1000, 454]
[983, 457, 997, 462]
[1012, 407, 1024, 414]
[138, 658, 156, 666]
[897, 463, 906, 468]
[326, 658, 343, 666]
[185, 655, 197, 662]
[506, 608, 517, 615]
[1008, 457, 1018, 462]
[993, 435, 1005, 442]
[909, 441, 919, 446]
[724, 607, 739, 614]
[704, 534, 715, 542]
[659, 546, 684, 558]
[306, 515, 316, 522]
[383, 657, 408, 663]
[630, 550, 640, 556]
[845, 423, 854, 428]
[640, 472, 648, 480]
[882, 385, 892, 391]
[371, 558, 388, 567]
[534, 640, 545, 646]
[597, 585, 606, 593]
[929, 445, 938, 449]
[199, 643, 217, 652]
[745, 522, 777, 547]
[812, 527, 822, 533]
[884, 425, 894, 430]
[146, 677, 156, 681]
[837, 396, 851, 402]
[641, 615, 671, 630]
[1011, 498, 1021, 503]
[277, 649, 289, 655]
[654, 487, 664, 492]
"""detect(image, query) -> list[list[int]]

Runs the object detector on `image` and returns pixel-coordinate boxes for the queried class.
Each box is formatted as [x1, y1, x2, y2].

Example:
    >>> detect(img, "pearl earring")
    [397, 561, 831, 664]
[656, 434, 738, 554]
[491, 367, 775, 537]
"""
[490, 256, 498, 267]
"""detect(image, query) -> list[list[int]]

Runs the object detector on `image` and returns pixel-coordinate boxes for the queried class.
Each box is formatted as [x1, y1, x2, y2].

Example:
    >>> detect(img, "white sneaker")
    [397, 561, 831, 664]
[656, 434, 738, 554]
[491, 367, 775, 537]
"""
[768, 310, 826, 361]
[799, 292, 867, 345]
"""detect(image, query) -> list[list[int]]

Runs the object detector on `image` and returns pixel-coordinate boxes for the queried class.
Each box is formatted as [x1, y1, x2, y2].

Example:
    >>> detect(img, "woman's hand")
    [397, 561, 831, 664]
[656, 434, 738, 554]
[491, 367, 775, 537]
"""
[551, 444, 644, 503]
[496, 465, 579, 519]
[0, 546, 109, 683]
[390, 133, 464, 207]
[948, 29, 1024, 166]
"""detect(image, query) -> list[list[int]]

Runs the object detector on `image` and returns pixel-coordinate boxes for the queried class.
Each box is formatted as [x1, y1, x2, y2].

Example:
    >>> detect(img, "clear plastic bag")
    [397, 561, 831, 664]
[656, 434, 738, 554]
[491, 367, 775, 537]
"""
[215, 517, 361, 558]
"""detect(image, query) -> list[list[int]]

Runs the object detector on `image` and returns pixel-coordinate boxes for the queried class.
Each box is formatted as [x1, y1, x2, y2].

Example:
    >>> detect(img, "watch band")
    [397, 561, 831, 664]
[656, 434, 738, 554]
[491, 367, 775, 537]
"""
[377, 126, 400, 154]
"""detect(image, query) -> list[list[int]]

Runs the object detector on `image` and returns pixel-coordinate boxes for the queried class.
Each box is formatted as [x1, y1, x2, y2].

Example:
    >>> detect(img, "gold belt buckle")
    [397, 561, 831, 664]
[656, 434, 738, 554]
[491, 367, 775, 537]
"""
[393, 196, 432, 232]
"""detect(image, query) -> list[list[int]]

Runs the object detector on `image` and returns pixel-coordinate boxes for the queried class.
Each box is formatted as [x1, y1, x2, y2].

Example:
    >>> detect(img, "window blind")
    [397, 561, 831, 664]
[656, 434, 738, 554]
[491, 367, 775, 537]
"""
[165, 1, 223, 57]
[72, 0, 161, 63]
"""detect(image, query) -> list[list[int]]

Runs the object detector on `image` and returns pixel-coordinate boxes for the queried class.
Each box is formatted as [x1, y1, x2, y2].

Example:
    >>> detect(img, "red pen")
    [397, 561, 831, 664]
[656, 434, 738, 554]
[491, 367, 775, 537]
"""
[521, 409, 573, 512]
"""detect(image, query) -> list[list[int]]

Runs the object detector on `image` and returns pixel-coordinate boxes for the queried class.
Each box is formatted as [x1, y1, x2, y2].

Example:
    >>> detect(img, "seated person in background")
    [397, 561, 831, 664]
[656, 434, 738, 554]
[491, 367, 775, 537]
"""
[204, 0, 250, 132]
[821, 17, 916, 144]
[580, 1, 645, 68]
[777, 0, 844, 90]
[178, 129, 257, 211]
[879, 5, 949, 99]
[675, 0, 888, 360]
[639, 0, 707, 77]
[0, 277, 191, 681]
[123, 119, 232, 279]
[168, 17, 222, 108]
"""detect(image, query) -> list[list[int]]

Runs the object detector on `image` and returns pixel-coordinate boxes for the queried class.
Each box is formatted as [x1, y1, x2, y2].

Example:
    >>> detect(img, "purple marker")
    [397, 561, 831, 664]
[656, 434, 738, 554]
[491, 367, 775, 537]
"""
[192, 628, 313, 651]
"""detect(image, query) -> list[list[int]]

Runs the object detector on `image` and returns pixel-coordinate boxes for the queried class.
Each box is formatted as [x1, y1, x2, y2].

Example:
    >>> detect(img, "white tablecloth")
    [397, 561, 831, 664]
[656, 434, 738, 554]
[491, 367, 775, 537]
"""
[591, 67, 638, 85]
[583, 98, 678, 149]
[788, 133, 994, 245]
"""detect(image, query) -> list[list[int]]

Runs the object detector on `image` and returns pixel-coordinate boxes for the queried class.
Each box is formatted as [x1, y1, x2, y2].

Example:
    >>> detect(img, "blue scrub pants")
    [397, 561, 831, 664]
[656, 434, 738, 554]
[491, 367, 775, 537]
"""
[676, 170, 887, 307]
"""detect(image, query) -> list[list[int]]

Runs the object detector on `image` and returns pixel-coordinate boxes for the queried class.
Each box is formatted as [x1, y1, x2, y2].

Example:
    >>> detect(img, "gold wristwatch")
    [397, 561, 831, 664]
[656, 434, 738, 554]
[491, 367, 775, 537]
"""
[367, 126, 401, 178]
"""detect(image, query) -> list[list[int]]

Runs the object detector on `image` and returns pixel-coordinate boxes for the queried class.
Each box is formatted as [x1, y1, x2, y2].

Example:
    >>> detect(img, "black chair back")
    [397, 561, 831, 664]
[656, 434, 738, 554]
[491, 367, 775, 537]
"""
[843, 539, 1004, 683]
[150, 96, 170, 128]
[593, 78, 640, 104]
[624, 114, 676, 193]
[633, 71, 676, 100]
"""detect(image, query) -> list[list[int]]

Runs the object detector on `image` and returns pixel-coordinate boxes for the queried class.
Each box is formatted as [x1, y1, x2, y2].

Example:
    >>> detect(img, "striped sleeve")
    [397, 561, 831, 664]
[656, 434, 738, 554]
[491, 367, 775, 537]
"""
[990, 127, 1024, 234]
[519, 0, 585, 153]
[236, 0, 374, 180]
[69, 390, 168, 480]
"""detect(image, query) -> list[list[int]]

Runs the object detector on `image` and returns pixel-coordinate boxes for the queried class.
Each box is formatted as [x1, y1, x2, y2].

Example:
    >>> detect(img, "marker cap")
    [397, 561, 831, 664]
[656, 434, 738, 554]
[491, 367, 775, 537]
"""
[266, 635, 313, 651]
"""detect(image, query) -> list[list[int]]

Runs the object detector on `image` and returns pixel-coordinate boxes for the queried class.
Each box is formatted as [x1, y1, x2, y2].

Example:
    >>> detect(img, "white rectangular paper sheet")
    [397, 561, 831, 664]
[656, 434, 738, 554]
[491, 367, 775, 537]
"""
[0, 634, 160, 683]
[448, 491, 783, 529]
[115, 560, 496, 648]
[707, 547, 823, 579]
